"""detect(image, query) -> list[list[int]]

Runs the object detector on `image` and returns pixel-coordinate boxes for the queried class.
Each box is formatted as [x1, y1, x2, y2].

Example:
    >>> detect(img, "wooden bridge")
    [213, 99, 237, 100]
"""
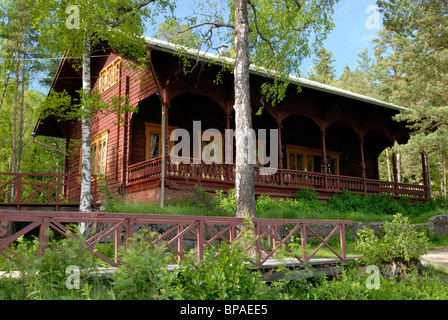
[0, 171, 354, 280]
[0, 210, 352, 270]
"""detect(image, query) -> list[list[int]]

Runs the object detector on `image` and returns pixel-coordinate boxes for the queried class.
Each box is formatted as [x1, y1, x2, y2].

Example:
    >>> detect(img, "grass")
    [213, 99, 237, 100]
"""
[107, 188, 448, 224]
[105, 188, 448, 259]
[2, 188, 448, 300]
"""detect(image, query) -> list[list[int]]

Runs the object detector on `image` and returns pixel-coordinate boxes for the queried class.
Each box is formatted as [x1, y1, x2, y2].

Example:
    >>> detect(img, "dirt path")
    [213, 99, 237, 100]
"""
[421, 248, 448, 272]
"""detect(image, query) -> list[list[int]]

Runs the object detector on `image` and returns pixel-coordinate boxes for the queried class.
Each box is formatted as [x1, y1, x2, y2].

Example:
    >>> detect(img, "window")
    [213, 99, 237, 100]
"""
[145, 123, 177, 159]
[99, 57, 121, 93]
[91, 131, 109, 175]
[286, 145, 340, 175]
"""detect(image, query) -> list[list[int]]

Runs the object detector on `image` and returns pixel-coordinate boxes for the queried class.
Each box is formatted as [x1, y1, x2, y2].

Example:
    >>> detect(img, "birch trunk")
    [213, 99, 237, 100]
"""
[79, 35, 92, 234]
[386, 148, 391, 182]
[233, 0, 256, 218]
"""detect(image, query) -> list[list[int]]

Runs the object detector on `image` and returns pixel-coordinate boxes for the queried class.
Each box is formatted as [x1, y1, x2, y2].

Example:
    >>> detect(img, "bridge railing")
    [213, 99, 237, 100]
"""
[0, 211, 351, 267]
[0, 173, 98, 207]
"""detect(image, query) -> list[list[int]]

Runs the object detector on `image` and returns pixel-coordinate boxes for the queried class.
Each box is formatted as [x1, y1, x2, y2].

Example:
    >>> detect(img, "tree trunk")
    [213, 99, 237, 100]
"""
[443, 150, 447, 198]
[386, 148, 392, 182]
[233, 0, 256, 218]
[0, 71, 11, 111]
[12, 44, 21, 175]
[17, 37, 26, 174]
[79, 34, 92, 235]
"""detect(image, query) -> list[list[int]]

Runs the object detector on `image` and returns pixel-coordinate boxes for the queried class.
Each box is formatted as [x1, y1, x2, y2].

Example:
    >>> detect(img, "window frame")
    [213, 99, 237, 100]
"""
[144, 122, 177, 160]
[286, 145, 340, 175]
[99, 57, 121, 93]
[90, 130, 109, 176]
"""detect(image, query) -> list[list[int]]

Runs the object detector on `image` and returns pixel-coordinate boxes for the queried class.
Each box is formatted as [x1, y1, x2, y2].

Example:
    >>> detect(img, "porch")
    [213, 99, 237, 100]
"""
[126, 156, 428, 201]
[0, 172, 99, 210]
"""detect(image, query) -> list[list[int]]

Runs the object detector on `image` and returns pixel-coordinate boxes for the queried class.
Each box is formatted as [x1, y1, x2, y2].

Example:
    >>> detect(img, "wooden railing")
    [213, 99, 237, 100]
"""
[128, 157, 162, 184]
[0, 173, 99, 207]
[127, 157, 428, 199]
[0, 210, 352, 267]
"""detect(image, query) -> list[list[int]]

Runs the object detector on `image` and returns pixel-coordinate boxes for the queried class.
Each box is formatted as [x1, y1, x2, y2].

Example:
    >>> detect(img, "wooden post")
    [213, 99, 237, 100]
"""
[360, 138, 366, 193]
[339, 223, 346, 260]
[38, 217, 50, 257]
[126, 218, 135, 248]
[277, 122, 283, 186]
[114, 226, 122, 265]
[197, 219, 205, 263]
[300, 223, 307, 262]
[321, 130, 328, 190]
[178, 224, 184, 262]
[421, 151, 429, 198]
[393, 153, 399, 197]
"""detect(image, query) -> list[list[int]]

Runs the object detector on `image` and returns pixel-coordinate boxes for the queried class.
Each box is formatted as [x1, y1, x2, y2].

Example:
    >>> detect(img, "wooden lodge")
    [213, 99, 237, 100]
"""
[32, 37, 429, 205]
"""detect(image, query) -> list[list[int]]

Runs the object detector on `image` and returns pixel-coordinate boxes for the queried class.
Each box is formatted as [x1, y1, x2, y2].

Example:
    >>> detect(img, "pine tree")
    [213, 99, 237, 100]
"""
[376, 0, 448, 195]
[307, 46, 336, 85]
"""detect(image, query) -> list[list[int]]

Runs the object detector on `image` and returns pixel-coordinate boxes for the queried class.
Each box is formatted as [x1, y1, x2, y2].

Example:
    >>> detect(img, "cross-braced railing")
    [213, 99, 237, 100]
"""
[0, 211, 351, 267]
[0, 173, 99, 207]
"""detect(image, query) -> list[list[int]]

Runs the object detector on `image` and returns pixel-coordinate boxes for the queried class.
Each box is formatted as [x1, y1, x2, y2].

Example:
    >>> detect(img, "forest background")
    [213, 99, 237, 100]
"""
[0, 0, 447, 198]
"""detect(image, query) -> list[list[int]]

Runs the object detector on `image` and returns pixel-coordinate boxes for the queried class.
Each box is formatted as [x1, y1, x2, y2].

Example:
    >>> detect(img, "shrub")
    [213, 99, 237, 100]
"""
[307, 265, 448, 300]
[294, 188, 319, 202]
[112, 231, 179, 300]
[174, 233, 268, 300]
[0, 233, 105, 300]
[355, 213, 431, 277]
[214, 188, 235, 214]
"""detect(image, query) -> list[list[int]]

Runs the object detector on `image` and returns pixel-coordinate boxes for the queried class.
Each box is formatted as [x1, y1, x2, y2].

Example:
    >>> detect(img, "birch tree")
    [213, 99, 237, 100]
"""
[33, 0, 338, 221]
[31, 0, 174, 221]
[179, 0, 338, 218]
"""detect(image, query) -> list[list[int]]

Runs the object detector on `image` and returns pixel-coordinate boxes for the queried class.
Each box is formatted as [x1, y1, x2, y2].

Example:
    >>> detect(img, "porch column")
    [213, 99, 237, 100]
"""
[360, 138, 366, 193]
[124, 75, 131, 186]
[421, 151, 429, 198]
[277, 121, 283, 185]
[321, 129, 328, 189]
[392, 152, 400, 197]
[160, 98, 170, 208]
[164, 103, 171, 157]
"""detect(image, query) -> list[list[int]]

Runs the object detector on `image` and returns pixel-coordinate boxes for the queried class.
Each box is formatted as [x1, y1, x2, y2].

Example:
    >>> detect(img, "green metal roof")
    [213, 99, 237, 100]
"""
[144, 36, 407, 112]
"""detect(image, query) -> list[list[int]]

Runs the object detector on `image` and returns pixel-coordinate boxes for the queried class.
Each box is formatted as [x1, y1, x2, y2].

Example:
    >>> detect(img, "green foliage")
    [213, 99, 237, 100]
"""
[112, 227, 269, 300]
[174, 240, 267, 300]
[307, 265, 448, 300]
[375, 0, 448, 171]
[355, 213, 431, 266]
[214, 188, 236, 213]
[107, 187, 448, 223]
[112, 231, 178, 300]
[0, 232, 110, 300]
[0, 226, 446, 300]
[307, 46, 336, 85]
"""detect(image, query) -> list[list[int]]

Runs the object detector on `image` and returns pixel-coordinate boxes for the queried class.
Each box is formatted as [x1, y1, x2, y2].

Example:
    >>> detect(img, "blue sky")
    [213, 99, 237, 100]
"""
[317, 0, 382, 77]
[145, 0, 383, 78]
[30, 0, 381, 92]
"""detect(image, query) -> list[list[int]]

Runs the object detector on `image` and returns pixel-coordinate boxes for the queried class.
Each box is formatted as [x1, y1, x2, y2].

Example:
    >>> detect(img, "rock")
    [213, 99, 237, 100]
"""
[428, 215, 448, 236]
[0, 221, 13, 239]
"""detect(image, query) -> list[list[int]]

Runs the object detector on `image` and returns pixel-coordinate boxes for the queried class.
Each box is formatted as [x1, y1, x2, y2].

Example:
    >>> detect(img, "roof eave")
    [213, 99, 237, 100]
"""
[144, 36, 407, 112]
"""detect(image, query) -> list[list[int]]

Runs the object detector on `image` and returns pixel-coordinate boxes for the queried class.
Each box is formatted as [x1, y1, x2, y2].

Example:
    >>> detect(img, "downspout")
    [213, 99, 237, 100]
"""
[148, 51, 166, 207]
